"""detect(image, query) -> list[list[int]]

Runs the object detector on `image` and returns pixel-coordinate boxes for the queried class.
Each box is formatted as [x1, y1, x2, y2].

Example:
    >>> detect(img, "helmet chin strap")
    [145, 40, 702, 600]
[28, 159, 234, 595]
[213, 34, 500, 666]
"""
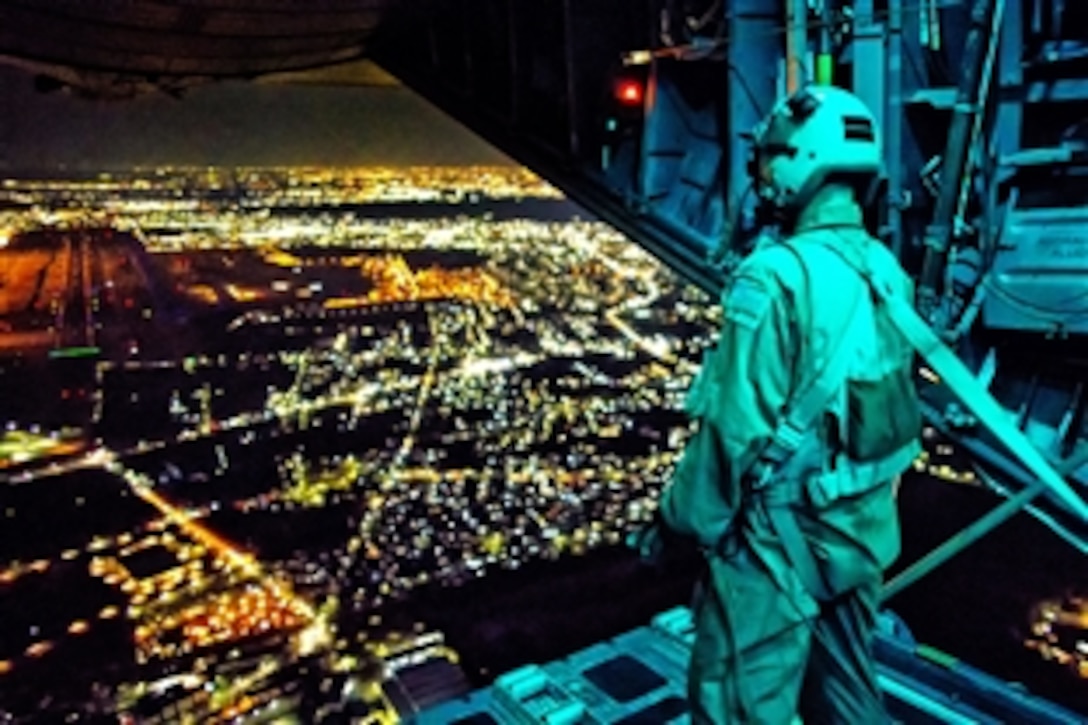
[752, 171, 803, 231]
[754, 196, 789, 229]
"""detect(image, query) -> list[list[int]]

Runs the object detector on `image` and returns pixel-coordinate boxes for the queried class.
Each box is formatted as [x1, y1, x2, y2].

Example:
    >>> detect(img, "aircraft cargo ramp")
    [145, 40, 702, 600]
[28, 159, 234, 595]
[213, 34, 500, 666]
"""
[413, 607, 1084, 724]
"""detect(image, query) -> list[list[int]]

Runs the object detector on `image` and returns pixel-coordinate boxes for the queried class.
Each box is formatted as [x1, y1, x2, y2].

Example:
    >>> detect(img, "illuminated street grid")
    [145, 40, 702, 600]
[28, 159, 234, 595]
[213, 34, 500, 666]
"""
[0, 166, 716, 722]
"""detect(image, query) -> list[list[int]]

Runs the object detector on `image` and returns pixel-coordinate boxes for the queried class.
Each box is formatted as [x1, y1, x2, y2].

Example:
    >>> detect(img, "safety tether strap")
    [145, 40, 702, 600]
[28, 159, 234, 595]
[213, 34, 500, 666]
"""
[813, 231, 1088, 524]
[752, 295, 864, 475]
[745, 249, 868, 602]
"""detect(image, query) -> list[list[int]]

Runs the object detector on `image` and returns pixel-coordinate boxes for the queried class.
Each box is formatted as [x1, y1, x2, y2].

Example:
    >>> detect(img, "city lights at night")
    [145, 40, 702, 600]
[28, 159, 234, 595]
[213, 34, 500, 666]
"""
[0, 165, 722, 721]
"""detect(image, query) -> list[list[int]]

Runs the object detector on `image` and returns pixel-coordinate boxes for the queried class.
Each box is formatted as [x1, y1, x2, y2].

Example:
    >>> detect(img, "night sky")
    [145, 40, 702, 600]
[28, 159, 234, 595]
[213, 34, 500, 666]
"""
[0, 61, 514, 171]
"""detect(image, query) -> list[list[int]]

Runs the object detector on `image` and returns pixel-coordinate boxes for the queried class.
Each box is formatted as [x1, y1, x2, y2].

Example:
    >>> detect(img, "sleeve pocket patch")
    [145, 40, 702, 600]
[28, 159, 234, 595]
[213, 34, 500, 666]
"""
[723, 276, 772, 330]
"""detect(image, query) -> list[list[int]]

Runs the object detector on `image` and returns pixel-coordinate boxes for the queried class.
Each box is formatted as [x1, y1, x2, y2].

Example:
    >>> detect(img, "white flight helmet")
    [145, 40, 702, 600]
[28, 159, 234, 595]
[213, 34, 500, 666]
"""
[747, 85, 883, 215]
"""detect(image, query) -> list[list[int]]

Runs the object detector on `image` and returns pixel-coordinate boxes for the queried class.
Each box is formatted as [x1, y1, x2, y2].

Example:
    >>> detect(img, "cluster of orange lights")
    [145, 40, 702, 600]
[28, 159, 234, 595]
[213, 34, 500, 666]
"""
[90, 543, 307, 658]
[356, 254, 514, 308]
[134, 584, 307, 654]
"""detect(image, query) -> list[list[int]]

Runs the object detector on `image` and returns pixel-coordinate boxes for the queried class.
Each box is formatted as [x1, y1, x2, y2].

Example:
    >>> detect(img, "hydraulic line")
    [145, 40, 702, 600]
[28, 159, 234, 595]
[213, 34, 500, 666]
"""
[918, 0, 1000, 315]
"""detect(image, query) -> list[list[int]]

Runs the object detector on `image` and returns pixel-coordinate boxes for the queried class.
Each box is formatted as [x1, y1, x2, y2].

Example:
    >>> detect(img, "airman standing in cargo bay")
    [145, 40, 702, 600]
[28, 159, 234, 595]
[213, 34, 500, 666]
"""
[652, 85, 923, 723]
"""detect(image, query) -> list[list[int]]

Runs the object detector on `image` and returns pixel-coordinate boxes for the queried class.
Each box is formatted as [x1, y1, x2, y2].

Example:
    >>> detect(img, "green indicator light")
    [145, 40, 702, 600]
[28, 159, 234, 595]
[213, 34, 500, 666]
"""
[48, 346, 102, 359]
[916, 644, 959, 669]
[816, 54, 833, 85]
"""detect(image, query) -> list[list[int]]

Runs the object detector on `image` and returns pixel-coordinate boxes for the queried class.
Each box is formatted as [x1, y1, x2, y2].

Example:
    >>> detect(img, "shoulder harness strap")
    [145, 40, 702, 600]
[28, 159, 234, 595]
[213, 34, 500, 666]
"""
[744, 232, 869, 602]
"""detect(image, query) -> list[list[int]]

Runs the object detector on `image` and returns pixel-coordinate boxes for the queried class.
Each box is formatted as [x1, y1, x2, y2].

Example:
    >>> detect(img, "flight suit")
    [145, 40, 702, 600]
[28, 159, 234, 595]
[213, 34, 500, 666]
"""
[660, 185, 921, 724]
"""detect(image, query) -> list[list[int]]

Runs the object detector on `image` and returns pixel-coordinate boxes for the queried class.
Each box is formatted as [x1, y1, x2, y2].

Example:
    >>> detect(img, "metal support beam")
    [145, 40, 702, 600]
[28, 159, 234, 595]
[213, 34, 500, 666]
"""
[915, 396, 1087, 544]
[852, 0, 885, 135]
[1053, 0, 1066, 35]
[993, 0, 1023, 187]
[561, 0, 580, 159]
[912, 78, 1088, 107]
[725, 0, 780, 251]
[918, 0, 1001, 314]
[885, 0, 905, 255]
[882, 474, 1046, 601]
[884, 427, 1088, 601]
[955, 0, 1006, 230]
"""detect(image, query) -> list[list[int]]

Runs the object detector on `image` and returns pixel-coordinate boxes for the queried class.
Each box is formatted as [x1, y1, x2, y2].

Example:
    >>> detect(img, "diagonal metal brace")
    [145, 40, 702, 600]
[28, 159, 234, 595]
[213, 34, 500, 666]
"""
[882, 472, 1046, 602]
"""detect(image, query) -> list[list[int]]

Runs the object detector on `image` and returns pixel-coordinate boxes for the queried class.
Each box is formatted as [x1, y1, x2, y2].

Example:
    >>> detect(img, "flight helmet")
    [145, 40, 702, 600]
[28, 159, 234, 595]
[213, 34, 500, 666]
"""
[747, 84, 883, 216]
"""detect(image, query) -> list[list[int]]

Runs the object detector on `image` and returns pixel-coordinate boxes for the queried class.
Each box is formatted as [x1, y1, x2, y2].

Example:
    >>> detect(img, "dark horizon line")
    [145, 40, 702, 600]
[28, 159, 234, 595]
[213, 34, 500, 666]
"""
[0, 161, 524, 175]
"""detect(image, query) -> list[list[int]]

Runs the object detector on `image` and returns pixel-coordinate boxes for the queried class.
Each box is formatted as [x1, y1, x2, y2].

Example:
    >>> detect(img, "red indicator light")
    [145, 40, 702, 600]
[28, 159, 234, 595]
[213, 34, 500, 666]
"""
[615, 79, 643, 106]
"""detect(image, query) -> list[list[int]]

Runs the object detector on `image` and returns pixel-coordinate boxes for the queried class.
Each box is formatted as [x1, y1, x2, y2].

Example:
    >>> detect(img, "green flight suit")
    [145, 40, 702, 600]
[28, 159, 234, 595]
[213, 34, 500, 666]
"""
[660, 185, 921, 724]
